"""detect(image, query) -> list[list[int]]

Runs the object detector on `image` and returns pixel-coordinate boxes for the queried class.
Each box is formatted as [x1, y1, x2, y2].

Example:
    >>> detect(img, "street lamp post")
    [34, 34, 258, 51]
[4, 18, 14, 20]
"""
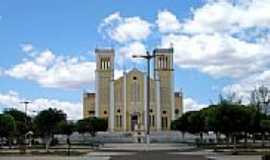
[20, 101, 31, 127]
[133, 51, 154, 145]
[20, 101, 31, 145]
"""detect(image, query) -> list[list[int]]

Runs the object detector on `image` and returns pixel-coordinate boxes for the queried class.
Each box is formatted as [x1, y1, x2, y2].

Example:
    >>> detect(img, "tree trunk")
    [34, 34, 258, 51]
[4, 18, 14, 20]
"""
[233, 134, 237, 153]
[200, 132, 203, 144]
[0, 137, 2, 148]
[226, 134, 230, 147]
[244, 132, 248, 146]
[262, 132, 265, 147]
[8, 137, 12, 149]
[44, 135, 52, 153]
[231, 135, 234, 144]
[215, 132, 219, 144]
[66, 135, 71, 156]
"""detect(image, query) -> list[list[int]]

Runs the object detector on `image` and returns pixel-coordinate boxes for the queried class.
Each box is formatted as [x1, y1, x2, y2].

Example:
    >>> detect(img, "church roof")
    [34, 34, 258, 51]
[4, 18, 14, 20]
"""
[153, 48, 173, 54]
[114, 68, 155, 81]
[126, 68, 145, 75]
[95, 48, 115, 55]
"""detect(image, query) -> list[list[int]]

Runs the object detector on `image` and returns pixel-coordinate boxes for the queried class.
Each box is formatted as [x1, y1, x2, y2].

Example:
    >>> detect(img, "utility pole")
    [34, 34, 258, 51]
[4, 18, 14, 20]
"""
[20, 101, 31, 146]
[21, 101, 31, 126]
[133, 51, 155, 145]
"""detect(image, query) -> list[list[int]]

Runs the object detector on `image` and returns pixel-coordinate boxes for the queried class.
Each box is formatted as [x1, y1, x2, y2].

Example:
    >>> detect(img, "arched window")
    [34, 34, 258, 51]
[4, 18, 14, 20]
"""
[108, 60, 110, 69]
[158, 57, 162, 69]
[149, 115, 155, 127]
[162, 116, 168, 129]
[100, 58, 103, 69]
[165, 56, 168, 69]
[132, 77, 140, 103]
[106, 57, 109, 70]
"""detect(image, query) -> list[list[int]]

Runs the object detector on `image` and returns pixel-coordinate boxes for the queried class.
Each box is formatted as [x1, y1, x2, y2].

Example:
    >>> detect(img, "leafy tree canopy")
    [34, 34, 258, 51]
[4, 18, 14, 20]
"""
[34, 108, 66, 137]
[76, 117, 107, 136]
[4, 108, 32, 136]
[0, 114, 16, 138]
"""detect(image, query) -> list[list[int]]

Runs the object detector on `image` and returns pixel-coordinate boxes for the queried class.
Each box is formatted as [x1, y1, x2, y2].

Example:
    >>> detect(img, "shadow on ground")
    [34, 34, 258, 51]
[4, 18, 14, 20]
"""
[110, 150, 207, 160]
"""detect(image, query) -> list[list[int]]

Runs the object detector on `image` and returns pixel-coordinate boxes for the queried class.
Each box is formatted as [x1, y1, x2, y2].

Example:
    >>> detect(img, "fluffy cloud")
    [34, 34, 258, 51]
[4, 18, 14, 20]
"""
[97, 1, 270, 80]
[20, 43, 34, 53]
[5, 49, 96, 89]
[168, 0, 270, 102]
[0, 91, 81, 119]
[184, 97, 207, 113]
[119, 41, 147, 63]
[99, 12, 152, 43]
[161, 33, 270, 78]
[156, 10, 181, 33]
[35, 50, 55, 66]
[183, 0, 270, 34]
[222, 70, 270, 104]
[154, 0, 270, 79]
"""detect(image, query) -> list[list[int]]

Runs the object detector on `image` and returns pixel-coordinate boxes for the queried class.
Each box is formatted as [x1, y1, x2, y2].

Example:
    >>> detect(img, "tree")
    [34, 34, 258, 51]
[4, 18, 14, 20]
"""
[172, 99, 257, 147]
[214, 103, 241, 142]
[90, 117, 108, 134]
[202, 106, 219, 139]
[57, 121, 75, 155]
[76, 117, 108, 137]
[251, 85, 270, 113]
[34, 108, 66, 152]
[57, 121, 74, 137]
[260, 119, 270, 146]
[0, 114, 16, 147]
[4, 109, 32, 142]
[187, 111, 206, 143]
[171, 112, 194, 139]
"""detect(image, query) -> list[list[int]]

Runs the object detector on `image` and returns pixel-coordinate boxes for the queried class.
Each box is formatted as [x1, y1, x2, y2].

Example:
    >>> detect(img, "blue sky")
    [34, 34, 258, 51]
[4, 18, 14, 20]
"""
[1, 0, 270, 119]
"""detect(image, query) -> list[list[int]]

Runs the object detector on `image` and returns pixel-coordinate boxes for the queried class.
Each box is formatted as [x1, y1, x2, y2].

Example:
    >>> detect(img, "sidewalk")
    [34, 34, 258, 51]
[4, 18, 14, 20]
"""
[100, 143, 195, 151]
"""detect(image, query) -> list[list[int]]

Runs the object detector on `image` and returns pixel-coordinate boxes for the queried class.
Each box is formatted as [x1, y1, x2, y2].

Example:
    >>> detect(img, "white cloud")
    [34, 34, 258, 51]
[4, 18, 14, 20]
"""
[152, 2, 270, 80]
[161, 33, 270, 78]
[0, 91, 81, 120]
[97, 1, 270, 80]
[114, 69, 124, 80]
[20, 43, 34, 53]
[35, 50, 55, 66]
[156, 10, 181, 33]
[99, 12, 152, 43]
[119, 41, 147, 63]
[153, 1, 270, 102]
[103, 12, 121, 24]
[183, 0, 270, 34]
[5, 49, 96, 89]
[184, 97, 208, 113]
[222, 70, 270, 104]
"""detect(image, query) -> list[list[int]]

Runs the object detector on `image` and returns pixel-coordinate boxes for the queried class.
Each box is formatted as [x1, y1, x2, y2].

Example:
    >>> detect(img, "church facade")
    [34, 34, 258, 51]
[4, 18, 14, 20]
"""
[83, 48, 183, 132]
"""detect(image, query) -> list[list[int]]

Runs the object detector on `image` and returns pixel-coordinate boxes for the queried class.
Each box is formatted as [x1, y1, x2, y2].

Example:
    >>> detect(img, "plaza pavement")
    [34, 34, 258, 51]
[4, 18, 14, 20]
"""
[170, 150, 262, 160]
[100, 143, 195, 151]
[0, 143, 264, 160]
[0, 152, 263, 160]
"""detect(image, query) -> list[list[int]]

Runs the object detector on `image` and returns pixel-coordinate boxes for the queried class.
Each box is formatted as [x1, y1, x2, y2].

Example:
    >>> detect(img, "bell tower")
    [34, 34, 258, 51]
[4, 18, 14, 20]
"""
[154, 48, 174, 130]
[95, 48, 114, 118]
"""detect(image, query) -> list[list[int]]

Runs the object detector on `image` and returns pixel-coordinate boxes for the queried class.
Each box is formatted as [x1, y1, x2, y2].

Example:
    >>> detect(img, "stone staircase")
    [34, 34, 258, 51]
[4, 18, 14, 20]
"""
[55, 131, 203, 144]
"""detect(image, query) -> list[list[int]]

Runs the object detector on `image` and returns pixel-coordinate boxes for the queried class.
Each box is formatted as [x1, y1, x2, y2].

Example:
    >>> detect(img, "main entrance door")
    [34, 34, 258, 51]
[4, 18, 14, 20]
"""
[131, 114, 138, 131]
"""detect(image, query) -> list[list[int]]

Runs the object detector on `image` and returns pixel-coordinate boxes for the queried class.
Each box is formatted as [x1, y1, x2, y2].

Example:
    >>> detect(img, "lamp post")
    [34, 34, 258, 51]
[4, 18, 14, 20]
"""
[20, 101, 31, 146]
[20, 101, 31, 126]
[133, 51, 155, 145]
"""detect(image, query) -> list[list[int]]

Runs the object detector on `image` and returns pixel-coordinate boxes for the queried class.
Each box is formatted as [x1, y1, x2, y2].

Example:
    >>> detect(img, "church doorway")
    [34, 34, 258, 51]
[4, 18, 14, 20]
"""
[131, 114, 138, 131]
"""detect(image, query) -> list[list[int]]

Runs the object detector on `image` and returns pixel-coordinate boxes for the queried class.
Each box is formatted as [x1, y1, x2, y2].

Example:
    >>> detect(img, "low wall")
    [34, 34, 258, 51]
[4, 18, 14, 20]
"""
[55, 131, 215, 144]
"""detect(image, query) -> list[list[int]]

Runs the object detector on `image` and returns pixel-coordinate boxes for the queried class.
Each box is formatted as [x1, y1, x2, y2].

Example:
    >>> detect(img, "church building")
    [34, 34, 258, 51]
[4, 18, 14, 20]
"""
[83, 48, 183, 132]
